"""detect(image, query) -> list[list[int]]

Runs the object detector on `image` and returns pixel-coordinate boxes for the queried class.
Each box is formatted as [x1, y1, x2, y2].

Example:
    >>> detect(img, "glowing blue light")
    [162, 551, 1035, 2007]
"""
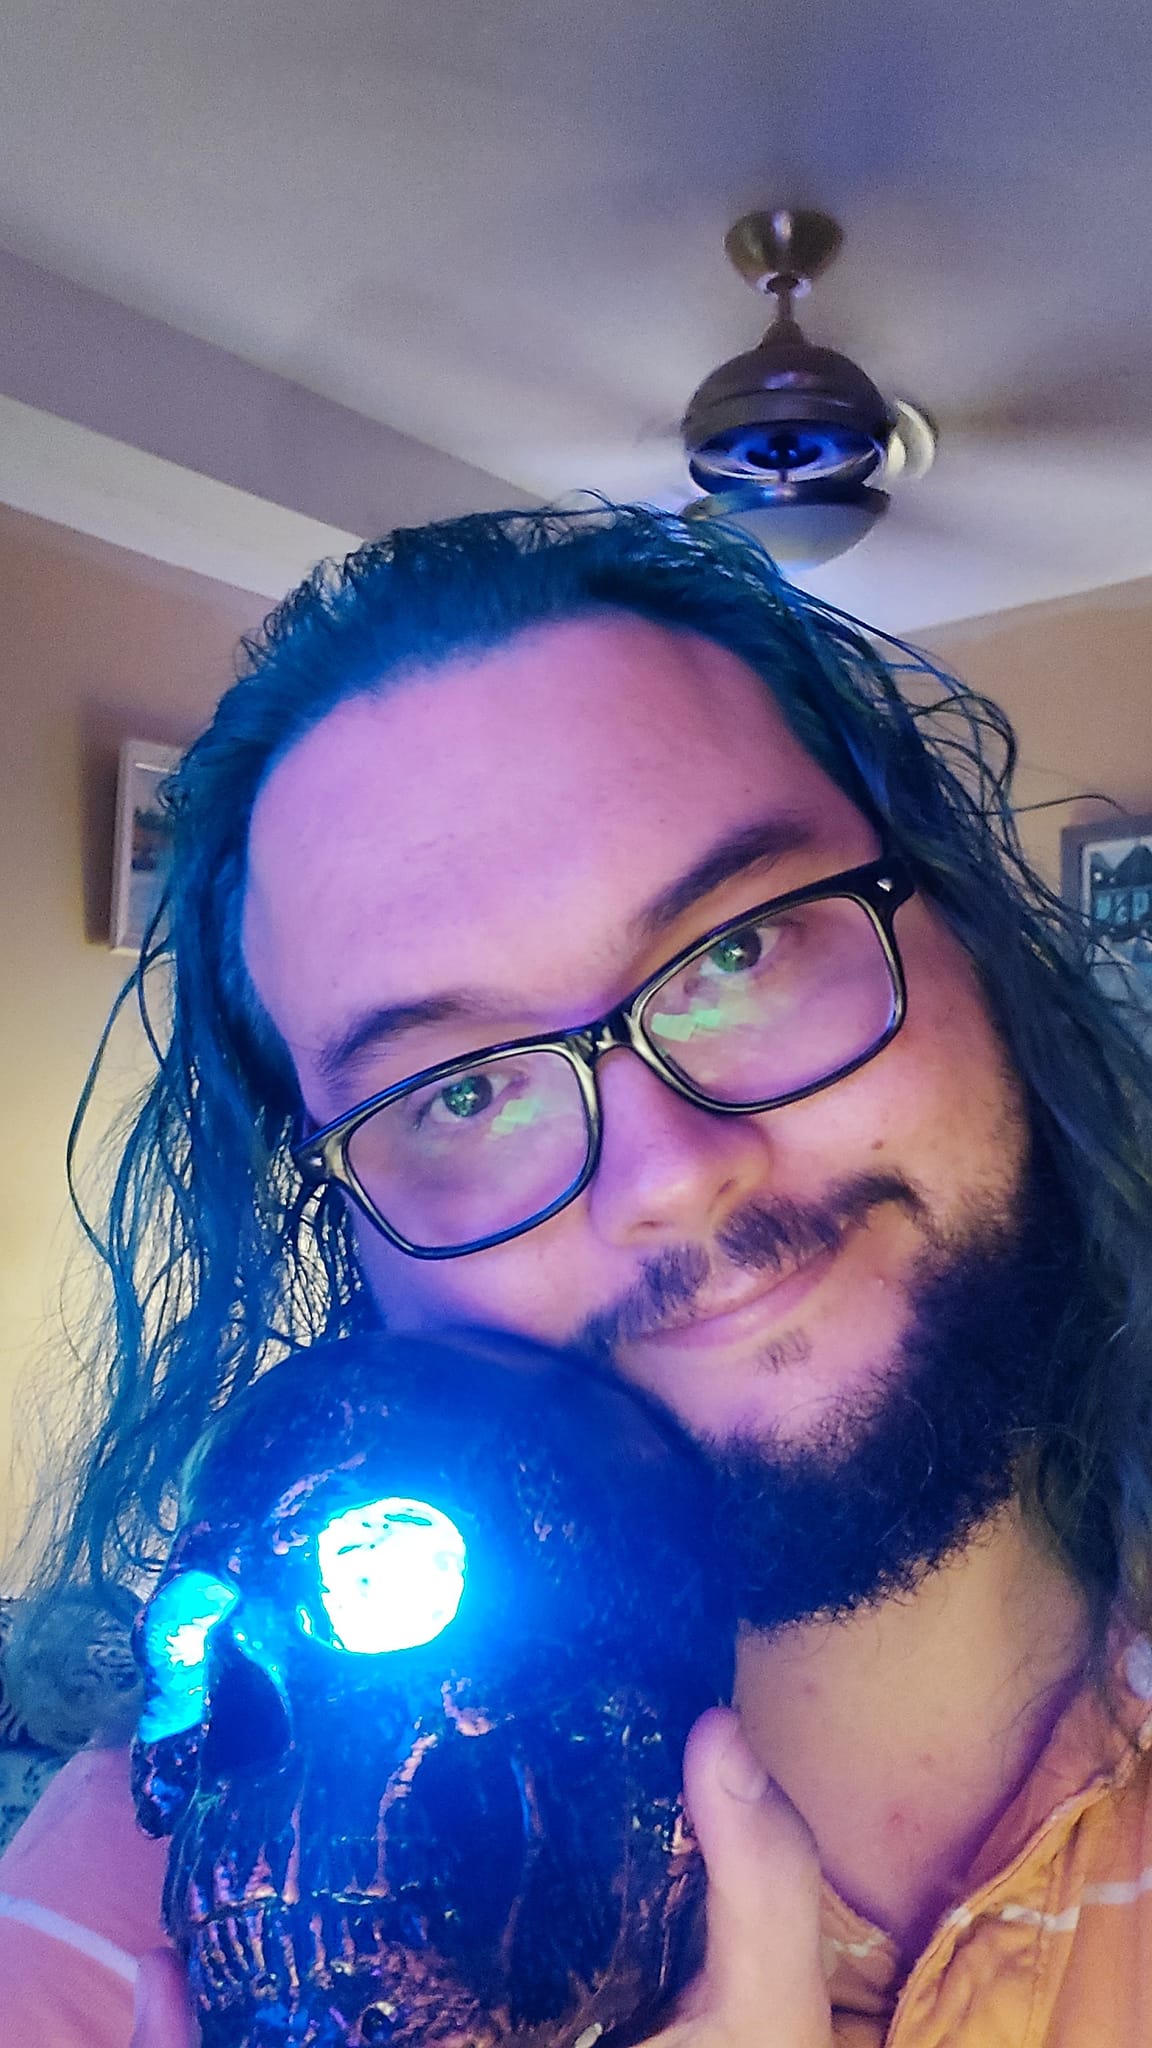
[166, 1620, 211, 1667]
[231, 1609, 285, 1691]
[138, 1569, 239, 1741]
[313, 1497, 467, 1654]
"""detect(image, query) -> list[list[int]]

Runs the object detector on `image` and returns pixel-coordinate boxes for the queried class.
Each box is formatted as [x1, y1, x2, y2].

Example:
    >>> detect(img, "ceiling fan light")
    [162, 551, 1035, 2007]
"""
[684, 485, 889, 567]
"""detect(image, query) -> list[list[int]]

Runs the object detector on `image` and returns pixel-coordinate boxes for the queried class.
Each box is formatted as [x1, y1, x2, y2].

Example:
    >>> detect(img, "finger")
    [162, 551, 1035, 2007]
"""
[130, 1946, 199, 2048]
[682, 1707, 831, 2047]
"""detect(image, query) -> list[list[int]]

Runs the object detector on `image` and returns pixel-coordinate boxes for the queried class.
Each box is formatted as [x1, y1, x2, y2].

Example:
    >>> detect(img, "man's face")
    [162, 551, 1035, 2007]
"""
[243, 612, 1029, 1476]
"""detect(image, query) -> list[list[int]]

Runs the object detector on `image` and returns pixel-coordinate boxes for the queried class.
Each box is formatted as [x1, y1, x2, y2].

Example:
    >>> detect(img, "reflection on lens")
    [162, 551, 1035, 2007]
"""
[347, 1047, 592, 1251]
[643, 896, 896, 1105]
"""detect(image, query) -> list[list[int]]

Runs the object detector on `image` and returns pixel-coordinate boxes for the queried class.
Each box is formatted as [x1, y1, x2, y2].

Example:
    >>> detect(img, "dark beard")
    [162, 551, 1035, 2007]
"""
[578, 1163, 1077, 1633]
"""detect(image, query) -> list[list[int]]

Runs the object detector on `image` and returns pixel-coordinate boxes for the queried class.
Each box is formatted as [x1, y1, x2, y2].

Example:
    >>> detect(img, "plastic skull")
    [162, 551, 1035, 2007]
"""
[132, 1329, 735, 2048]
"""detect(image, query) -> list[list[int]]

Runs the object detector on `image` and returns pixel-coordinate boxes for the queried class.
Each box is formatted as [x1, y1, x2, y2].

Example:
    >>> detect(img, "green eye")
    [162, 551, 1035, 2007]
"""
[439, 1074, 494, 1119]
[707, 928, 763, 975]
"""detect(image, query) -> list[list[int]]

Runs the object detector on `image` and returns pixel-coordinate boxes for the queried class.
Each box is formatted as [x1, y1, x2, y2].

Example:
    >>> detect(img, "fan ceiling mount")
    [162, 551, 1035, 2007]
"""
[721, 206, 844, 295]
[682, 208, 937, 564]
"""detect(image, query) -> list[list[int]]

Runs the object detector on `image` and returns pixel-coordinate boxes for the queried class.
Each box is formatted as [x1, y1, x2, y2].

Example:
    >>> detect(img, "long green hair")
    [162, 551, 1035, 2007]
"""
[38, 505, 1152, 1652]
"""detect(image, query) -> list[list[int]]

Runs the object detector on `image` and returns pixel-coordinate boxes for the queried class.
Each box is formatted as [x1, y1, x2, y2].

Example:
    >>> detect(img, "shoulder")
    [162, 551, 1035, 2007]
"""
[0, 1744, 170, 2048]
[0, 1742, 168, 1946]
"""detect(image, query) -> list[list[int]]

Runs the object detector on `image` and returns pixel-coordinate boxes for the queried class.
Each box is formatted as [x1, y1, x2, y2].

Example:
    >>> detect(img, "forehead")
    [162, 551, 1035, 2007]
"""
[243, 612, 867, 1066]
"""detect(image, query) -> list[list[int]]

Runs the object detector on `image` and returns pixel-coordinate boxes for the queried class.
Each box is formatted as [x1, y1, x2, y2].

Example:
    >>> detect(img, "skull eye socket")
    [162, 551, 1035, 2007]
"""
[201, 1648, 292, 1776]
[302, 1496, 468, 1655]
[358, 2008, 397, 2044]
[138, 1569, 240, 1742]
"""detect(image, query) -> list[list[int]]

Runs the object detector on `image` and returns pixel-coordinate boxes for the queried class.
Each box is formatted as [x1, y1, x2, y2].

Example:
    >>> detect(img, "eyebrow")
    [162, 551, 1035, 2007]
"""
[628, 814, 816, 944]
[313, 813, 817, 1085]
[314, 995, 492, 1085]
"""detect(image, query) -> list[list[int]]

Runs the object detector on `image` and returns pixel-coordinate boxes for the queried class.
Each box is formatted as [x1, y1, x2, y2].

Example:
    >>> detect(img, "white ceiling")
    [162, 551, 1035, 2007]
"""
[2, 0, 1152, 628]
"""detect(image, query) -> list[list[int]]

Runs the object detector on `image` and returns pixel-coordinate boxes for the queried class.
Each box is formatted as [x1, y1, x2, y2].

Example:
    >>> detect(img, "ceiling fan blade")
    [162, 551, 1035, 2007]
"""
[792, 432, 1152, 632]
[934, 338, 1152, 440]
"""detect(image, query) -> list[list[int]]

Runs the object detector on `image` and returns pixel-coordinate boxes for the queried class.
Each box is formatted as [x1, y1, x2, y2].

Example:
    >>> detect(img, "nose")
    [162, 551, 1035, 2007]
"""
[586, 1046, 773, 1248]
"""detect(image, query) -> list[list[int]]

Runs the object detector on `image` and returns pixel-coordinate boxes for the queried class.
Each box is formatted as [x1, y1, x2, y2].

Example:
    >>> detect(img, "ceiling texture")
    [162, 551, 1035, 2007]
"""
[1, 0, 1151, 629]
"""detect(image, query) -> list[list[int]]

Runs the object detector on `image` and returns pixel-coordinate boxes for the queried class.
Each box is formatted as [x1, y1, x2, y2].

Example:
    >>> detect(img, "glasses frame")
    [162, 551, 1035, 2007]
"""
[292, 851, 914, 1260]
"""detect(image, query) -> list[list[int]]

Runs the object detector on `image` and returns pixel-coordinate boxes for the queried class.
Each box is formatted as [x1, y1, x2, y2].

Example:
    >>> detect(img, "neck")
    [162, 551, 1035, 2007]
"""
[734, 1502, 1092, 1961]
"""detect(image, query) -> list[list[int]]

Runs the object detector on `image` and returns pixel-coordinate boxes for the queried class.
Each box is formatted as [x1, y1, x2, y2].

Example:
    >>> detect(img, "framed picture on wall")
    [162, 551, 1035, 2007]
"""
[1061, 814, 1152, 1017]
[110, 739, 182, 954]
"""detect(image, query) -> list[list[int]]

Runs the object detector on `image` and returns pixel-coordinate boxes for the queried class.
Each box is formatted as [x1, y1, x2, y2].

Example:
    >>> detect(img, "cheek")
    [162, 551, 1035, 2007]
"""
[845, 921, 1029, 1203]
[736, 911, 1027, 1229]
[350, 1211, 595, 1345]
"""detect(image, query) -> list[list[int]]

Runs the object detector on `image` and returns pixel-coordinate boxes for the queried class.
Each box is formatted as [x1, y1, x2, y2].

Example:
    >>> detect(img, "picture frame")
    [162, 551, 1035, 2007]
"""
[109, 738, 182, 954]
[1060, 813, 1152, 1015]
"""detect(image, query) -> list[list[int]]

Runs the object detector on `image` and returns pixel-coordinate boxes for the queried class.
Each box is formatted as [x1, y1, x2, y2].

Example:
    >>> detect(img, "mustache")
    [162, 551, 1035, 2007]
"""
[575, 1172, 927, 1353]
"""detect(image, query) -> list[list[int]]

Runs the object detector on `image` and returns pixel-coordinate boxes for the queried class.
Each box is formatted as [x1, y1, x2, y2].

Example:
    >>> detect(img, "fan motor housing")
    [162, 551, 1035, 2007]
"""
[683, 327, 894, 498]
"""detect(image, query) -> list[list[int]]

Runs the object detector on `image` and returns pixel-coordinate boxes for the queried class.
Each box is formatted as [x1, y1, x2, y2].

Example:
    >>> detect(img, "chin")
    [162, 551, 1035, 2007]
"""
[694, 1202, 1074, 1633]
[622, 1298, 918, 1452]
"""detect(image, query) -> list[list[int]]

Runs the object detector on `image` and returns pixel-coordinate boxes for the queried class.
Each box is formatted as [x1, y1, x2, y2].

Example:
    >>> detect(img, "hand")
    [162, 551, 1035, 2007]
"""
[654, 1706, 833, 2048]
[130, 1946, 198, 2048]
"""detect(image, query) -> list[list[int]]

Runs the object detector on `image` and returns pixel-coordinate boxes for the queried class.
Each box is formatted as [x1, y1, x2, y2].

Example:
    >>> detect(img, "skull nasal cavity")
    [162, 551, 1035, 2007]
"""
[201, 1652, 291, 1776]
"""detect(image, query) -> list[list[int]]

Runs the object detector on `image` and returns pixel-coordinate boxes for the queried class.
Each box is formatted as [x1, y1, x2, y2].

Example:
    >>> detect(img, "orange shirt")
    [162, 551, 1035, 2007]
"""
[825, 1637, 1152, 2045]
[1, 1644, 1152, 2046]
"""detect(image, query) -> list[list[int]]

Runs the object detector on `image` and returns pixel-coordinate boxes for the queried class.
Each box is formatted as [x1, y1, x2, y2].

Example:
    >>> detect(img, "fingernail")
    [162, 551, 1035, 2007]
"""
[717, 1723, 769, 1803]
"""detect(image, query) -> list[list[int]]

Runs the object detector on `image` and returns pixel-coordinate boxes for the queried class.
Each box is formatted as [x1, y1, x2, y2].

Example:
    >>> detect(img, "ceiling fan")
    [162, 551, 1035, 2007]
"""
[553, 202, 1152, 622]
[679, 207, 937, 566]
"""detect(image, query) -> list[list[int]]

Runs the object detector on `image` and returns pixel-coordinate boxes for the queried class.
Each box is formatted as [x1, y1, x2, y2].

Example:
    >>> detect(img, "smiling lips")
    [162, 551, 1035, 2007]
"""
[631, 1239, 843, 1352]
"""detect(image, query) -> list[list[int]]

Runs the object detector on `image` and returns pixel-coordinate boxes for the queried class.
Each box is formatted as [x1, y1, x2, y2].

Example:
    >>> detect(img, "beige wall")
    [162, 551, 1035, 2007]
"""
[930, 577, 1152, 887]
[0, 504, 259, 1572]
[1, 509, 1150, 1577]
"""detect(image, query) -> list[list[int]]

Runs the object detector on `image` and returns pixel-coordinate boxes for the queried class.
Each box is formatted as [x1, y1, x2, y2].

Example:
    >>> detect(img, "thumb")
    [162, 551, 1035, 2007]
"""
[130, 1946, 199, 2048]
[683, 1707, 831, 2047]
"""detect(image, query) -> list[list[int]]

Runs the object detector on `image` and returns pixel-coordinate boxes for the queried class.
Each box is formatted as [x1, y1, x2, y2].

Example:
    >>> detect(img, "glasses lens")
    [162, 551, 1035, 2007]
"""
[346, 1046, 592, 1252]
[641, 894, 898, 1106]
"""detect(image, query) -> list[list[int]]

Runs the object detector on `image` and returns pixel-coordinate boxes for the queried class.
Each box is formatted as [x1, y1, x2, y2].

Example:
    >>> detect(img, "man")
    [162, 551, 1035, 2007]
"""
[3, 504, 1152, 2047]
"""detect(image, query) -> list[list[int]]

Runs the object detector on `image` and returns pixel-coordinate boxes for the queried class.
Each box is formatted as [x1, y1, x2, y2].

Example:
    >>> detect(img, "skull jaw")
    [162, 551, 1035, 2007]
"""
[169, 1723, 704, 2048]
[156, 1684, 709, 2048]
[185, 1847, 706, 2048]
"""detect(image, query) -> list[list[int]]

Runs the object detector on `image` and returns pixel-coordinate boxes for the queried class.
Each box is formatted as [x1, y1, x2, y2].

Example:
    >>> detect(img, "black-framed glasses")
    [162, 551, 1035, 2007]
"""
[293, 853, 914, 1260]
